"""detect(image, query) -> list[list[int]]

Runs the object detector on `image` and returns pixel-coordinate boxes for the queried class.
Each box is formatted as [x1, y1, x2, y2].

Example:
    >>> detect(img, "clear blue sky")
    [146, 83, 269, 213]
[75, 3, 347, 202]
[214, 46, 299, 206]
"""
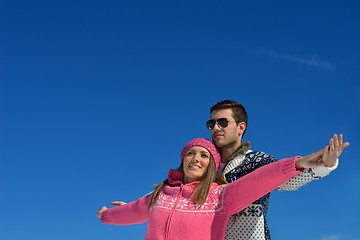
[1, 1, 359, 239]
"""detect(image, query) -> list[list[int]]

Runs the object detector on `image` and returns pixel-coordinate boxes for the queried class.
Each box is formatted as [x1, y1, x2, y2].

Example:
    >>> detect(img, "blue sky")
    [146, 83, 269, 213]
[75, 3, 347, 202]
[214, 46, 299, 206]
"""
[1, 1, 359, 239]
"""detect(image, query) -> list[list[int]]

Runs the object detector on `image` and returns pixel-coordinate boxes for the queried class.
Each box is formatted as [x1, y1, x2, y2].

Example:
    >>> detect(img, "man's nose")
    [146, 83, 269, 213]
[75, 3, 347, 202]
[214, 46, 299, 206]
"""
[212, 122, 221, 131]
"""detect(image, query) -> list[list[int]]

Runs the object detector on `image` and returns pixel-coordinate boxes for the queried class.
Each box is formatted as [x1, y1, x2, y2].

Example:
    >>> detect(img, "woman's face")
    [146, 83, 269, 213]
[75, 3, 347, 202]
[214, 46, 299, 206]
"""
[183, 146, 211, 183]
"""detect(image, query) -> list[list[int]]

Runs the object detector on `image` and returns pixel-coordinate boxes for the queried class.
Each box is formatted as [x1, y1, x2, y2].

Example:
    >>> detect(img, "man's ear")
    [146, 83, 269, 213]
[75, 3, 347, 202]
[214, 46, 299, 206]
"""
[238, 122, 246, 136]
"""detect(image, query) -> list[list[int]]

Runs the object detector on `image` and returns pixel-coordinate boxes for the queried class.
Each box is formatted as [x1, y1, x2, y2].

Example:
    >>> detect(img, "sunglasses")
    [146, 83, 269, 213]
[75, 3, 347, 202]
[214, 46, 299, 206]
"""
[206, 118, 233, 130]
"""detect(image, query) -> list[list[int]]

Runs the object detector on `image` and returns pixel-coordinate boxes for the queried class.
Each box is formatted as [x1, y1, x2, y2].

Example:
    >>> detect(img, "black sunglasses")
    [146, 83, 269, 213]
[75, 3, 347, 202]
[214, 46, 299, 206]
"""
[206, 118, 231, 130]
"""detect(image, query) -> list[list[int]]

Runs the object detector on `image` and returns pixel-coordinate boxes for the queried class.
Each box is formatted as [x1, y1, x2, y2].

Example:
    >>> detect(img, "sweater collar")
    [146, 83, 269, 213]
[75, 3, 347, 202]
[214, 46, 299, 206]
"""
[167, 169, 200, 187]
[168, 169, 184, 185]
[222, 141, 252, 175]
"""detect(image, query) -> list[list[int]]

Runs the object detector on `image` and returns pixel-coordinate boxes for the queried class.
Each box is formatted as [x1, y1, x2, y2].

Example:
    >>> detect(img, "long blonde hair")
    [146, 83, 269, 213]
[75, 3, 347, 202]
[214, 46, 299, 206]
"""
[148, 155, 227, 211]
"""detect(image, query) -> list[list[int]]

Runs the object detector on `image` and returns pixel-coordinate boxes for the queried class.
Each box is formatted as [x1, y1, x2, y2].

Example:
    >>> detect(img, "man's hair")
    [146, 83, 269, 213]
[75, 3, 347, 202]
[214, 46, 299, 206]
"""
[210, 100, 248, 135]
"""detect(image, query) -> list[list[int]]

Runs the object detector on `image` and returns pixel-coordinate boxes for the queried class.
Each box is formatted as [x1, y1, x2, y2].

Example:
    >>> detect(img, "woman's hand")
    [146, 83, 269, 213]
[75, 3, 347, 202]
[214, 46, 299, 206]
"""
[295, 148, 324, 170]
[96, 206, 108, 219]
[96, 201, 125, 218]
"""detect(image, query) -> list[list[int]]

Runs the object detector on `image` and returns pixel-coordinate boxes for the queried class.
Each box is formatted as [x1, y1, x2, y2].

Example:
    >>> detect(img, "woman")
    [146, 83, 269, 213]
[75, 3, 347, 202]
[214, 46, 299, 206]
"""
[96, 137, 339, 240]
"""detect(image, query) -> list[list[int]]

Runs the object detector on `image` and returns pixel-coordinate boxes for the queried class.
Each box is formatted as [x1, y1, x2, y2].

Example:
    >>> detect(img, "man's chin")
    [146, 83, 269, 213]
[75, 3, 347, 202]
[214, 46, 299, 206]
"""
[213, 139, 224, 148]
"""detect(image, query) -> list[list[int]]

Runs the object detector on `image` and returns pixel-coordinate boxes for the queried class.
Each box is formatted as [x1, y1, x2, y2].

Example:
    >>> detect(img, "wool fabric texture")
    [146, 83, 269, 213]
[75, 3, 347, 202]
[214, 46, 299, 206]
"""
[180, 138, 221, 170]
[100, 157, 303, 240]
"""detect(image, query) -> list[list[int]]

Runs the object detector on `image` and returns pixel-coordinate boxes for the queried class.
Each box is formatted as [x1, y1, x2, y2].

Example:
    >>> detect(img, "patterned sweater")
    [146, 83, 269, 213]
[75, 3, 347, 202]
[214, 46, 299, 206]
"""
[101, 157, 303, 240]
[222, 141, 338, 240]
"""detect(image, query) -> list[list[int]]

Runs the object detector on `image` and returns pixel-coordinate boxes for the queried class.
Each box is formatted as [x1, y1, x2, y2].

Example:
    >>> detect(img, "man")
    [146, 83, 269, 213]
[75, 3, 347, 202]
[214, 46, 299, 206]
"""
[206, 100, 349, 240]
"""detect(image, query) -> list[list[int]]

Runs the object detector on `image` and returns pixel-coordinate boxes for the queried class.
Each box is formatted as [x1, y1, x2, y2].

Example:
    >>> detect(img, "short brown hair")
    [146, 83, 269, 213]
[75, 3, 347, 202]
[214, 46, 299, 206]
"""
[210, 100, 248, 136]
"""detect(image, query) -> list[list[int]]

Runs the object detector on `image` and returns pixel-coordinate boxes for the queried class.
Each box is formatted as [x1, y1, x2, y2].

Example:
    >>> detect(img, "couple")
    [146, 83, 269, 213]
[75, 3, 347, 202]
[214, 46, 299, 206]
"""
[96, 100, 349, 240]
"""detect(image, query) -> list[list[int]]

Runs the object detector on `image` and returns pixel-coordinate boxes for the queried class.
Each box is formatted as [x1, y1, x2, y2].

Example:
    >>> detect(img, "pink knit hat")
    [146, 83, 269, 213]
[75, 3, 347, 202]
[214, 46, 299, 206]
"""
[180, 138, 221, 170]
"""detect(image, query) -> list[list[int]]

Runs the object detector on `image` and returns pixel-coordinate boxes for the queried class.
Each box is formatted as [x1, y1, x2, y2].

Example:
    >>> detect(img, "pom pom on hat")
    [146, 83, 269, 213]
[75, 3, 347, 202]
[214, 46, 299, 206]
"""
[180, 138, 221, 170]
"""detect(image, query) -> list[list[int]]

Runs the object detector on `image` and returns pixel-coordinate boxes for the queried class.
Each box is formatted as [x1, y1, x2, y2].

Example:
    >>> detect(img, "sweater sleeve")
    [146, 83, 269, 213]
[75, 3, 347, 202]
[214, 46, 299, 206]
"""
[311, 158, 338, 177]
[222, 157, 303, 215]
[101, 194, 151, 225]
[276, 158, 339, 191]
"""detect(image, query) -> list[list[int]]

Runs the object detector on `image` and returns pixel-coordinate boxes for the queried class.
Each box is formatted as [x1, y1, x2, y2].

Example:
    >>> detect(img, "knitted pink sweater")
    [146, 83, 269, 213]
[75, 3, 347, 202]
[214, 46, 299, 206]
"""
[101, 157, 302, 240]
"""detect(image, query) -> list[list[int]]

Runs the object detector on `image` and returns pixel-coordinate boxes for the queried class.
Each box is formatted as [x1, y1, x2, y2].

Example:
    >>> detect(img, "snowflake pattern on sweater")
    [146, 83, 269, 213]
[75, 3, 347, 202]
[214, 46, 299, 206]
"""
[101, 156, 305, 240]
[152, 187, 225, 215]
[223, 142, 332, 240]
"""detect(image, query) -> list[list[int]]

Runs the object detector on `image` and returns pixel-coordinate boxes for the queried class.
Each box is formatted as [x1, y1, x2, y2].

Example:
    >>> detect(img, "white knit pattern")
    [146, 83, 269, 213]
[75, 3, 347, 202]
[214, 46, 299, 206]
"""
[225, 206, 265, 240]
[152, 186, 225, 215]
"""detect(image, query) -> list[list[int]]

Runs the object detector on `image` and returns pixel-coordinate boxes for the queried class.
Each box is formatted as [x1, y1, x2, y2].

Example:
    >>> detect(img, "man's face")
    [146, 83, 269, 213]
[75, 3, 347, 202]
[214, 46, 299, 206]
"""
[209, 109, 241, 149]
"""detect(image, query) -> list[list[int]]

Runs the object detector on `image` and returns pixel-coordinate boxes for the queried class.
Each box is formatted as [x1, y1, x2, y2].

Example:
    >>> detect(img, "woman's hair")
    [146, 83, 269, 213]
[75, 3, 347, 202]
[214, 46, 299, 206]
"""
[148, 155, 227, 211]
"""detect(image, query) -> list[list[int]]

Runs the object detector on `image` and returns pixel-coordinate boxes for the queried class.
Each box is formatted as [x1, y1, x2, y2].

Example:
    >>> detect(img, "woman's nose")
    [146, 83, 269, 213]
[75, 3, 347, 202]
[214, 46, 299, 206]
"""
[192, 153, 201, 162]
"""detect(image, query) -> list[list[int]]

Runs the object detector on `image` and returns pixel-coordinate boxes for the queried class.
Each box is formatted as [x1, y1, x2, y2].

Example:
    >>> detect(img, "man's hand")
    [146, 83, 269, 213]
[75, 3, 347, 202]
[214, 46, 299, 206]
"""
[321, 134, 350, 167]
[110, 201, 126, 206]
[295, 133, 350, 170]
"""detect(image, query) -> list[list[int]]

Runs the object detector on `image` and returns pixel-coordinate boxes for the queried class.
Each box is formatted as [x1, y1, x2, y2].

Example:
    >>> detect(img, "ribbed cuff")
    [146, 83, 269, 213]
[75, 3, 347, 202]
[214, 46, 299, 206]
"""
[282, 156, 302, 175]
[100, 209, 110, 223]
[311, 158, 339, 177]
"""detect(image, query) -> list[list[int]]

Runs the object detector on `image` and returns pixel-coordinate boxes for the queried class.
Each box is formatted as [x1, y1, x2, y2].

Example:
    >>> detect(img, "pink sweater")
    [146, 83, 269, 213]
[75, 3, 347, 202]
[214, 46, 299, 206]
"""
[101, 157, 302, 240]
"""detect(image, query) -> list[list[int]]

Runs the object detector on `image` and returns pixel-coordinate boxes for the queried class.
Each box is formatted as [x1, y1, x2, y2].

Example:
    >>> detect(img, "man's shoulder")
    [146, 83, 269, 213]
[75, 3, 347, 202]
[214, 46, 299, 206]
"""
[224, 150, 277, 180]
[223, 143, 277, 178]
[245, 150, 276, 165]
